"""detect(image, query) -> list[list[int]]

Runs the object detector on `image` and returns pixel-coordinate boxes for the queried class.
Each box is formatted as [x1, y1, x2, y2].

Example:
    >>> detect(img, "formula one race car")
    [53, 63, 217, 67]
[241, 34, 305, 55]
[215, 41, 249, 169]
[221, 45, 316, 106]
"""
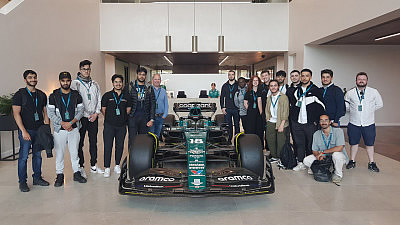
[119, 102, 275, 196]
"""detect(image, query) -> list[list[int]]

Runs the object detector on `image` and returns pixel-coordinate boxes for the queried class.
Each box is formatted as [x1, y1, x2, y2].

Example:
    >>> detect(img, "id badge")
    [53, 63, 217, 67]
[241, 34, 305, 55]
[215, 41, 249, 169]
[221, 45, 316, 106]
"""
[65, 112, 70, 120]
[87, 93, 91, 101]
[115, 108, 121, 116]
[34, 113, 39, 121]
[296, 100, 302, 107]
[253, 103, 257, 109]
[358, 105, 362, 111]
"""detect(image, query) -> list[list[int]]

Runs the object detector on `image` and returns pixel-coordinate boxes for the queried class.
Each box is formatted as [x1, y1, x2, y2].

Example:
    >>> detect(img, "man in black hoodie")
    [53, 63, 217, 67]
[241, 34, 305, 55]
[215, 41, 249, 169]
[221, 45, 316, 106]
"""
[289, 69, 325, 171]
[126, 67, 156, 147]
[220, 70, 239, 143]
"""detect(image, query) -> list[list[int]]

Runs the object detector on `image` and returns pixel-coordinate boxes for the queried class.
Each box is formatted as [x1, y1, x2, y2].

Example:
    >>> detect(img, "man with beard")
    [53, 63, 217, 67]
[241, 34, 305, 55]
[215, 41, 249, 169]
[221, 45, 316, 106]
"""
[303, 114, 348, 184]
[345, 72, 383, 172]
[287, 70, 301, 155]
[220, 70, 239, 143]
[101, 74, 131, 178]
[71, 60, 103, 176]
[234, 77, 248, 132]
[47, 72, 86, 187]
[290, 69, 325, 171]
[276, 70, 289, 95]
[259, 70, 271, 149]
[12, 70, 50, 192]
[126, 67, 156, 146]
[320, 69, 345, 127]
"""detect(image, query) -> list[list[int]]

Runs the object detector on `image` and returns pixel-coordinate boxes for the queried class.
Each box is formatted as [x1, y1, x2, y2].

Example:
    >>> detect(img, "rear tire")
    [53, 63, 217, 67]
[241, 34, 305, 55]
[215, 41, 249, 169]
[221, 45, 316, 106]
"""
[236, 134, 264, 178]
[128, 134, 156, 179]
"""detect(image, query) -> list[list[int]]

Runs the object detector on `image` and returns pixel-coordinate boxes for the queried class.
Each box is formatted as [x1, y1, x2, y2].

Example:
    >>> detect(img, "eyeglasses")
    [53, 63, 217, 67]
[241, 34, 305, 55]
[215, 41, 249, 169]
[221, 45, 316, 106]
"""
[80, 68, 91, 71]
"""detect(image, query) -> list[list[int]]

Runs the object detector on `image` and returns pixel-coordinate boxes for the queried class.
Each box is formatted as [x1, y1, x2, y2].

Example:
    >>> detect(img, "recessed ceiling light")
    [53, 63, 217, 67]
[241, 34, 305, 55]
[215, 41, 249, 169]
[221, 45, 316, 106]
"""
[375, 32, 400, 41]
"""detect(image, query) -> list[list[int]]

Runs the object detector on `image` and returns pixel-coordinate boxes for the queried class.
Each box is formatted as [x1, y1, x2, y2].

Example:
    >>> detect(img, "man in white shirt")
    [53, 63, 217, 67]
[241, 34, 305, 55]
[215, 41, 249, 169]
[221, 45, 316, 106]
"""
[345, 72, 383, 172]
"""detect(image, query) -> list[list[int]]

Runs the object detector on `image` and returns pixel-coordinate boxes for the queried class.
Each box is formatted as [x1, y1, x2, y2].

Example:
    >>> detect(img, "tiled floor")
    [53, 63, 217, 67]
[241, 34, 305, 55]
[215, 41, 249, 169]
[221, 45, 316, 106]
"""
[1, 126, 400, 225]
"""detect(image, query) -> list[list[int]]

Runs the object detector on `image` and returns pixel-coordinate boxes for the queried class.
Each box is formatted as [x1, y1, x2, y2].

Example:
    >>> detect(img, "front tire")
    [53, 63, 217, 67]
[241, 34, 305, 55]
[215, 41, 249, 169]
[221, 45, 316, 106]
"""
[128, 134, 156, 179]
[236, 134, 264, 178]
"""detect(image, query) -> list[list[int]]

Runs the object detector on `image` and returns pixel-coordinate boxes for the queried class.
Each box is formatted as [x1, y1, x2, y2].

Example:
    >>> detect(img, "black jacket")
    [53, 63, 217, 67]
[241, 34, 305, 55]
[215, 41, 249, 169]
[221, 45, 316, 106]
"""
[321, 84, 345, 123]
[33, 124, 54, 158]
[127, 81, 156, 121]
[220, 80, 238, 109]
[289, 81, 325, 124]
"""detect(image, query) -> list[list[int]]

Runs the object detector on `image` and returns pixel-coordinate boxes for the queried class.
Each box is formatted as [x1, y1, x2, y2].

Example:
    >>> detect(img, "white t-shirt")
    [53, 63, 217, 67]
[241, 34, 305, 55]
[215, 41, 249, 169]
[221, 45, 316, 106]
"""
[269, 93, 280, 123]
[298, 86, 308, 124]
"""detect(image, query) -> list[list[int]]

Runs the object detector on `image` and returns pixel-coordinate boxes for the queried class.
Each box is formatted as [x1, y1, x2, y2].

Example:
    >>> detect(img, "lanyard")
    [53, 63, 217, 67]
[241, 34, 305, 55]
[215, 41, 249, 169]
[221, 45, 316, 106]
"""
[136, 81, 145, 99]
[280, 85, 285, 92]
[252, 90, 257, 103]
[25, 87, 38, 112]
[60, 89, 71, 110]
[321, 130, 332, 150]
[77, 77, 91, 93]
[113, 92, 123, 107]
[298, 84, 313, 99]
[323, 87, 328, 98]
[271, 94, 280, 108]
[154, 87, 161, 101]
[241, 89, 246, 97]
[356, 88, 365, 104]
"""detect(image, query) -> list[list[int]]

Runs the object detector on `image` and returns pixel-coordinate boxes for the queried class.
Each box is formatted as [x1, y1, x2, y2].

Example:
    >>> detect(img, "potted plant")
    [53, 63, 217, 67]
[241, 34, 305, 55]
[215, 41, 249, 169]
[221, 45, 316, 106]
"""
[0, 94, 18, 131]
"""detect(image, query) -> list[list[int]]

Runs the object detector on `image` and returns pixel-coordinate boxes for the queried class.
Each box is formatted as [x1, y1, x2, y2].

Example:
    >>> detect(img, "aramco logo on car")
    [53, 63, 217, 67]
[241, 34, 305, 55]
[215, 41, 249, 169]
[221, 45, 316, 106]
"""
[217, 175, 253, 182]
[139, 176, 175, 182]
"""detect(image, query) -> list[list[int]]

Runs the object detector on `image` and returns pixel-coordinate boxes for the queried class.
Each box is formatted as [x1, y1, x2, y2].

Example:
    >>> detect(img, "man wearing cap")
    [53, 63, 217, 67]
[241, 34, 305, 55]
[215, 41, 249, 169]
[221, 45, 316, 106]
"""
[47, 72, 87, 187]
[71, 60, 103, 177]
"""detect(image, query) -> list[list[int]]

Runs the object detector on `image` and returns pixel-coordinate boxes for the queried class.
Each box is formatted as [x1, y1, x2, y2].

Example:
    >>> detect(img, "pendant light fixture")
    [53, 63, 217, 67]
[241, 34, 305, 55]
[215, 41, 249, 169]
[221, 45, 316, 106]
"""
[192, 0, 198, 53]
[165, 1, 172, 53]
[218, 0, 224, 53]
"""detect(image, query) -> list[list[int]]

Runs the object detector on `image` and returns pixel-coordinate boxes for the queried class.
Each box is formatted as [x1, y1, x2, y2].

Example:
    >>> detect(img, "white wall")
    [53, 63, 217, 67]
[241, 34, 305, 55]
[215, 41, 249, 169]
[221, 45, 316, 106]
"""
[100, 3, 289, 52]
[304, 45, 400, 125]
[0, 0, 104, 96]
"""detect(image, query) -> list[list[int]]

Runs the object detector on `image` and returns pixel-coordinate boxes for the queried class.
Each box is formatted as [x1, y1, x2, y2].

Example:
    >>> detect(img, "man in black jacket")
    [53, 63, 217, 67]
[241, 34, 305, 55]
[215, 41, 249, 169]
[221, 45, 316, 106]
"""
[289, 69, 325, 171]
[126, 67, 156, 147]
[320, 69, 345, 127]
[220, 70, 239, 143]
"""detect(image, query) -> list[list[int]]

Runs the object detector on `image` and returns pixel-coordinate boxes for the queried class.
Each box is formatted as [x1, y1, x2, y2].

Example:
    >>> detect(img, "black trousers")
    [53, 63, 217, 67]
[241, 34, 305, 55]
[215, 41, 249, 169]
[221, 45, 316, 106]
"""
[78, 117, 98, 167]
[224, 108, 240, 142]
[240, 115, 248, 133]
[103, 122, 127, 168]
[288, 119, 298, 156]
[128, 116, 149, 149]
[291, 121, 317, 162]
[246, 110, 264, 146]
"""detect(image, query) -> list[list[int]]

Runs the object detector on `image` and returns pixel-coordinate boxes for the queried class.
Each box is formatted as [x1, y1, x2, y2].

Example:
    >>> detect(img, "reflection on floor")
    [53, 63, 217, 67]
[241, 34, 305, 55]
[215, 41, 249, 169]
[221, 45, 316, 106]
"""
[1, 126, 400, 225]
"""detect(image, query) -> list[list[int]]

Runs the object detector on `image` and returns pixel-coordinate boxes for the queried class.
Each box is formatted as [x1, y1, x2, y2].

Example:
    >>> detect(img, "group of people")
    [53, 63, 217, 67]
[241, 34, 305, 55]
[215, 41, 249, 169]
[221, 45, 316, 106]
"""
[12, 60, 168, 192]
[221, 69, 383, 184]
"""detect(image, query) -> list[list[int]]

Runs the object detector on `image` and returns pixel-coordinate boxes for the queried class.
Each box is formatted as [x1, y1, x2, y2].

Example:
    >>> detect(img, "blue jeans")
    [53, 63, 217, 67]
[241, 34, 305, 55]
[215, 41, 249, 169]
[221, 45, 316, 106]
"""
[18, 129, 42, 183]
[149, 116, 164, 138]
[224, 108, 240, 142]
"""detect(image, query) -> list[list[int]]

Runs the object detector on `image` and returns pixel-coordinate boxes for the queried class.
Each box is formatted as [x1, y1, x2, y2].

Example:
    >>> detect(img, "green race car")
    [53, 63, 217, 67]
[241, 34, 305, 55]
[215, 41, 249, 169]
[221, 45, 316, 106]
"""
[119, 102, 275, 196]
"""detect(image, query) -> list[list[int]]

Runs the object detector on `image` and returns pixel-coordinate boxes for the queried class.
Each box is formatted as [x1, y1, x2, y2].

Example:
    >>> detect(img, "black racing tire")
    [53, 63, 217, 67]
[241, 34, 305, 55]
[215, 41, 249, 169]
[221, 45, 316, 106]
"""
[128, 134, 156, 179]
[214, 114, 225, 126]
[237, 134, 264, 178]
[163, 114, 176, 127]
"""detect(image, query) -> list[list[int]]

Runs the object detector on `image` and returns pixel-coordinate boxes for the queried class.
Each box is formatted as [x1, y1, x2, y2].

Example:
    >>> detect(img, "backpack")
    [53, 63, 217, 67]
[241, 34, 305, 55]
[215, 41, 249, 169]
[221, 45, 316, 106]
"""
[311, 154, 333, 182]
[279, 142, 297, 169]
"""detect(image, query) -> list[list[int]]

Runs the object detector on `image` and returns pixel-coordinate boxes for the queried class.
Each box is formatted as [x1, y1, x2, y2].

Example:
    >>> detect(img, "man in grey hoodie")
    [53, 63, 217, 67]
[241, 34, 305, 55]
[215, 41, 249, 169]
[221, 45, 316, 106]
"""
[234, 77, 248, 132]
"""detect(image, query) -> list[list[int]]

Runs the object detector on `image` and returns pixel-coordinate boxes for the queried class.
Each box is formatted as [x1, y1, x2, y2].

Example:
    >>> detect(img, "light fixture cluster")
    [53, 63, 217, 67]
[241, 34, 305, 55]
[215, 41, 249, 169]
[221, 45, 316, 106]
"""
[165, 0, 225, 54]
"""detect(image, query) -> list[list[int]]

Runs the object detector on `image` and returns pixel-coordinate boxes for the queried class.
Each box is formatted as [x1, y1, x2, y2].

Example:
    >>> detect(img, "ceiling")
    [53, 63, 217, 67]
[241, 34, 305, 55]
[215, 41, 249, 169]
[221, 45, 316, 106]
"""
[109, 52, 284, 69]
[323, 18, 400, 45]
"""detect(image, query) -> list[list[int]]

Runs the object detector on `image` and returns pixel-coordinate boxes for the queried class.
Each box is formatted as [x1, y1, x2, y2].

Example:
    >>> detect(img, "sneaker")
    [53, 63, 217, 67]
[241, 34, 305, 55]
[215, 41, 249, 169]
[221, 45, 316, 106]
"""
[19, 182, 30, 192]
[54, 174, 64, 187]
[368, 162, 380, 172]
[270, 157, 279, 163]
[91, 165, 104, 174]
[33, 177, 50, 186]
[114, 165, 121, 174]
[307, 167, 313, 175]
[346, 160, 356, 169]
[104, 168, 111, 178]
[73, 171, 87, 183]
[293, 162, 307, 171]
[79, 167, 87, 179]
[332, 174, 342, 184]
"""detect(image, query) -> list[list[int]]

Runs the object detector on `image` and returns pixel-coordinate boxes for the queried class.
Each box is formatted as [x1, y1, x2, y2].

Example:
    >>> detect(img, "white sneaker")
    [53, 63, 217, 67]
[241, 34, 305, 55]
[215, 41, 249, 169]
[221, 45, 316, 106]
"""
[114, 165, 121, 174]
[293, 162, 307, 171]
[91, 165, 104, 174]
[104, 168, 111, 178]
[307, 167, 313, 175]
[79, 167, 87, 178]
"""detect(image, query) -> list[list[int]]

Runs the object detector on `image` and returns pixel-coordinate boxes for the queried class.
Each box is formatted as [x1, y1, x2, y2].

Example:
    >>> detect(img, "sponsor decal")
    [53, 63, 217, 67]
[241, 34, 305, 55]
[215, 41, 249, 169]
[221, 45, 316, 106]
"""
[217, 175, 254, 182]
[191, 170, 203, 175]
[188, 149, 205, 154]
[178, 103, 211, 109]
[139, 176, 175, 182]
[144, 185, 164, 188]
[192, 179, 203, 186]
[189, 163, 205, 167]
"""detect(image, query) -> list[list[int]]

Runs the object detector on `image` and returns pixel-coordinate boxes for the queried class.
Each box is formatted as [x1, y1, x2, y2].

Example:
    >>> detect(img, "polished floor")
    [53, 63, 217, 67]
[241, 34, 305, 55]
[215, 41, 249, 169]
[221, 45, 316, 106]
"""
[1, 127, 400, 225]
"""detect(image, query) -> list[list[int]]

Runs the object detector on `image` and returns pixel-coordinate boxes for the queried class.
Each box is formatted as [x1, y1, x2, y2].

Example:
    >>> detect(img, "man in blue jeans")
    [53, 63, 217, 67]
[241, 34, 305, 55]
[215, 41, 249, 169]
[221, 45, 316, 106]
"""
[149, 74, 168, 138]
[12, 70, 50, 192]
[220, 70, 239, 144]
